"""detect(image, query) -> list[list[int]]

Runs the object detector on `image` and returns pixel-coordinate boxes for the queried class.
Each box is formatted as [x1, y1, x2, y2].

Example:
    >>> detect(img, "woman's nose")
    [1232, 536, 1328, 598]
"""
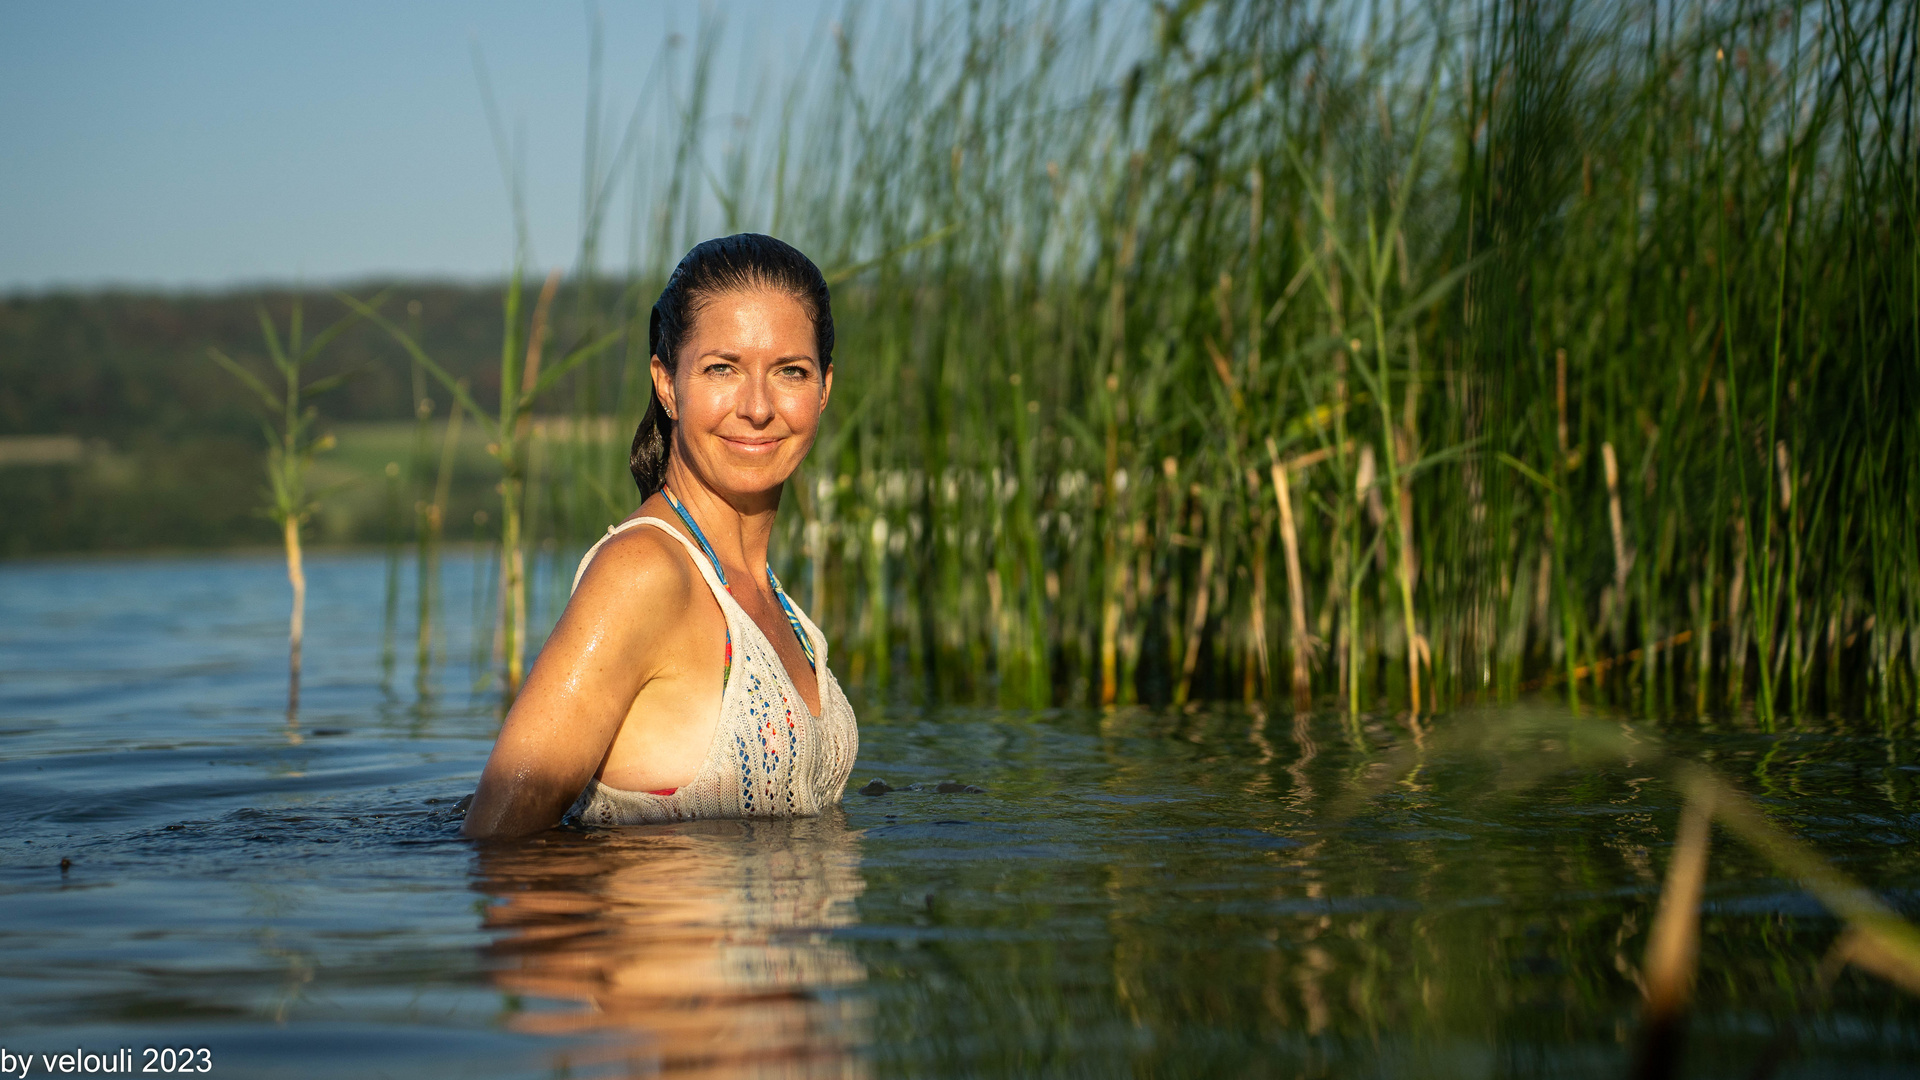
[738, 371, 775, 424]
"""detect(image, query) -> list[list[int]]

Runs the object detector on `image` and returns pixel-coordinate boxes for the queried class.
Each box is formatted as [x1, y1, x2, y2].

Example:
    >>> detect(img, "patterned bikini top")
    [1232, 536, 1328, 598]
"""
[563, 513, 859, 827]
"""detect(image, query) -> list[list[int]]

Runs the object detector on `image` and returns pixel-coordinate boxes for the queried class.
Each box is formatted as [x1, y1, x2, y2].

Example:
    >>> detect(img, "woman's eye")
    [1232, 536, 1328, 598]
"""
[780, 366, 813, 380]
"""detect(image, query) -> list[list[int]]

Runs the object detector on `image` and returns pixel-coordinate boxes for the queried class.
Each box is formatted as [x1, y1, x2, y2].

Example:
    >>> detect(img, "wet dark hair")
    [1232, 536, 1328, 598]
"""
[630, 233, 834, 498]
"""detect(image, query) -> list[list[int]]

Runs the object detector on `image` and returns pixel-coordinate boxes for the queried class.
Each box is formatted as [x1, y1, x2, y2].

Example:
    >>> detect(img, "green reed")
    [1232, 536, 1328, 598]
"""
[468, 0, 1914, 720]
[209, 298, 377, 719]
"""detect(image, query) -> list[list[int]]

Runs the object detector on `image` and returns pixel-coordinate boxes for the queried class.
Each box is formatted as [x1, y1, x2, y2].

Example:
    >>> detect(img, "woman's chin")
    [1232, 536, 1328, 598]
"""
[708, 462, 799, 501]
[676, 441, 809, 501]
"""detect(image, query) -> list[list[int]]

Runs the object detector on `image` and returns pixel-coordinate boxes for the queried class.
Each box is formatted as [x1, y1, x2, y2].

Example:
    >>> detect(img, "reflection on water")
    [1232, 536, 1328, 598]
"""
[473, 809, 868, 1078]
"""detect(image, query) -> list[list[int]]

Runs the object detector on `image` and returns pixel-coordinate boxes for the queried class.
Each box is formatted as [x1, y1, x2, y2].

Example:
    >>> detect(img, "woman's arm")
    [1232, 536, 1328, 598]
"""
[460, 529, 691, 839]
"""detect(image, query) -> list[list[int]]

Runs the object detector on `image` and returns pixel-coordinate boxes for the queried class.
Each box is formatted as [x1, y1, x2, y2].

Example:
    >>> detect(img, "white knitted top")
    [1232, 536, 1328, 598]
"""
[563, 516, 859, 827]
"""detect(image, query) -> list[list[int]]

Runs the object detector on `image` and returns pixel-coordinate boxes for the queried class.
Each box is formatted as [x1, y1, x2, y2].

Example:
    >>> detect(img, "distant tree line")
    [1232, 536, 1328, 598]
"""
[0, 283, 591, 555]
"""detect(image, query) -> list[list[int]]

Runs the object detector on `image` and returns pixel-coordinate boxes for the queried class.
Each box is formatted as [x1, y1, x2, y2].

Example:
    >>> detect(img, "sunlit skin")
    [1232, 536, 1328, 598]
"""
[461, 287, 832, 840]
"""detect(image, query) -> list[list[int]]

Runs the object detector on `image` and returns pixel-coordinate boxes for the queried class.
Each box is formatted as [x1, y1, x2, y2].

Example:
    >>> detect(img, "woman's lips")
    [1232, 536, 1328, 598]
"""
[719, 435, 782, 455]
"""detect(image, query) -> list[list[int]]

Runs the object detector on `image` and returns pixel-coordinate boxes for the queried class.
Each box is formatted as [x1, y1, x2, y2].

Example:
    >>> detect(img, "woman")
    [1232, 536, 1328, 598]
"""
[462, 234, 858, 840]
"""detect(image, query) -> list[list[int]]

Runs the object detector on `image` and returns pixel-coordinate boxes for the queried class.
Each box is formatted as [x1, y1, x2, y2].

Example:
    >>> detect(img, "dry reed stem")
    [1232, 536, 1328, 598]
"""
[1520, 628, 1706, 691]
[1626, 765, 1920, 1076]
[516, 270, 562, 440]
[1632, 786, 1714, 1080]
[1268, 437, 1312, 710]
[1397, 469, 1421, 713]
[1555, 348, 1570, 465]
[1176, 539, 1216, 706]
[1603, 441, 1633, 595]
[1681, 765, 1920, 994]
[284, 515, 305, 722]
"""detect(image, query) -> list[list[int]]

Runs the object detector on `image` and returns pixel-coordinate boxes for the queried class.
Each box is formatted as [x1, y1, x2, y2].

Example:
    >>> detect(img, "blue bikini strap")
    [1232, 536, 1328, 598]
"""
[661, 486, 816, 671]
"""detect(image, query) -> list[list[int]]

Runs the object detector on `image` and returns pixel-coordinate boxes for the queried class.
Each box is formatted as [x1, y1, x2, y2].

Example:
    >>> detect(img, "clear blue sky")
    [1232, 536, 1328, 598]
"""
[0, 1, 843, 292]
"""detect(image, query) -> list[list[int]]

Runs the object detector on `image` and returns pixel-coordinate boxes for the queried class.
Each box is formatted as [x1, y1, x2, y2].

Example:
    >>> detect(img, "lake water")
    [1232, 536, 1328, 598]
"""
[1, 551, 1916, 1078]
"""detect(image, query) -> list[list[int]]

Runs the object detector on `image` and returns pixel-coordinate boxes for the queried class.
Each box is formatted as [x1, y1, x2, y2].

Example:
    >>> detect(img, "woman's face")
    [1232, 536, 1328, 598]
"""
[652, 287, 831, 502]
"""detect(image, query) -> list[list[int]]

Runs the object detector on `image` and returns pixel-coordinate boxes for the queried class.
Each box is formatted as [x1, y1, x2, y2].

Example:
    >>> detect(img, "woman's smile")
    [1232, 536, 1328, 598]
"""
[720, 434, 783, 454]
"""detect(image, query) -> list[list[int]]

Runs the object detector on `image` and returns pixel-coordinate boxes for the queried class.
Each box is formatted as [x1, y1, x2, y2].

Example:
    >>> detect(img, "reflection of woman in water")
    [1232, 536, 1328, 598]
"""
[474, 812, 868, 1076]
[463, 235, 858, 839]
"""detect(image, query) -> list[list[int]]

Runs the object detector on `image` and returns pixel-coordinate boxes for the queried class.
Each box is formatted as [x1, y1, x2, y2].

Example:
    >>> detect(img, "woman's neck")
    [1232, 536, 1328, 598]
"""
[658, 461, 781, 579]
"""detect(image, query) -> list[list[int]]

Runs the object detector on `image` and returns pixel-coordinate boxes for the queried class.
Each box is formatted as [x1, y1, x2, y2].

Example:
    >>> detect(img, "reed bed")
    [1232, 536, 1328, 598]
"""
[389, 0, 1916, 720]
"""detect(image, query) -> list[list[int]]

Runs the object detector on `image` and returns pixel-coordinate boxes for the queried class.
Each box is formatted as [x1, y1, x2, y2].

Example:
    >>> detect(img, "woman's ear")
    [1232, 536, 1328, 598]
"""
[649, 355, 676, 419]
[819, 363, 833, 415]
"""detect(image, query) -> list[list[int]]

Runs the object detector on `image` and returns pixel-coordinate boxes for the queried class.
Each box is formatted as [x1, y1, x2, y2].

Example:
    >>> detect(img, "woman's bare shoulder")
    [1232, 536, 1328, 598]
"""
[571, 519, 701, 613]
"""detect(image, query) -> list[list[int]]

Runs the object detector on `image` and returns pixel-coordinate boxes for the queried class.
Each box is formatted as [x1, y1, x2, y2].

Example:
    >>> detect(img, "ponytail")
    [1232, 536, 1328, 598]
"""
[627, 305, 675, 499]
